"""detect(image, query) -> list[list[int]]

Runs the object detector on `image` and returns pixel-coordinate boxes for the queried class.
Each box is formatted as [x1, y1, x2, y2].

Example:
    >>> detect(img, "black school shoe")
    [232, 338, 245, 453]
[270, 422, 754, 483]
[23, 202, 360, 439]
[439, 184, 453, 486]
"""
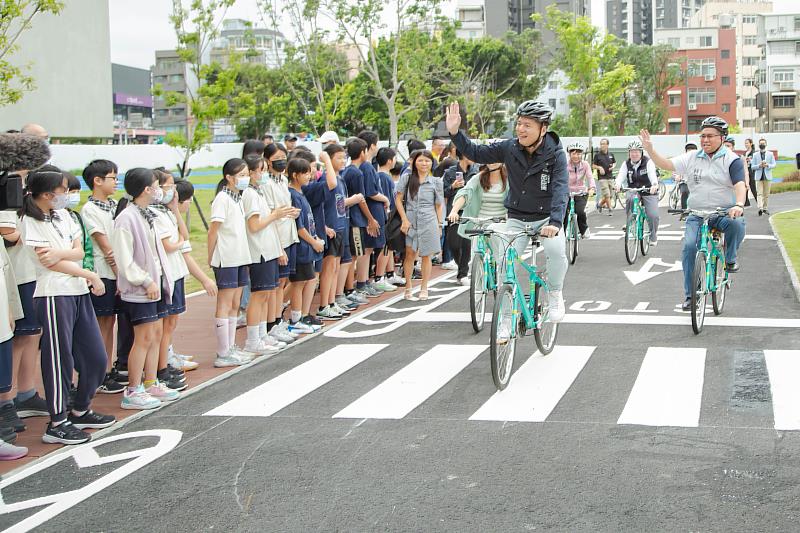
[42, 421, 91, 445]
[109, 367, 128, 386]
[0, 403, 26, 433]
[97, 373, 126, 394]
[14, 392, 49, 418]
[68, 409, 116, 430]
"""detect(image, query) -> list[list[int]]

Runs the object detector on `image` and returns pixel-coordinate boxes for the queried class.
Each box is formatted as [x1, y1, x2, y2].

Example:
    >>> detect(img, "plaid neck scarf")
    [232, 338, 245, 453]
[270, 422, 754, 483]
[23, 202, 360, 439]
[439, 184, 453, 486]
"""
[223, 187, 242, 202]
[248, 183, 265, 197]
[88, 196, 117, 213]
[149, 203, 170, 215]
[135, 204, 157, 228]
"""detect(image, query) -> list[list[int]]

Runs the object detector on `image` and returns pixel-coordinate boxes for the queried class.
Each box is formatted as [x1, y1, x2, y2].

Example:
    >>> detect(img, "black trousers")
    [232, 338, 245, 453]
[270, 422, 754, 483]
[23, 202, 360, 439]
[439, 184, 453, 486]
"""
[565, 194, 589, 236]
[446, 224, 472, 279]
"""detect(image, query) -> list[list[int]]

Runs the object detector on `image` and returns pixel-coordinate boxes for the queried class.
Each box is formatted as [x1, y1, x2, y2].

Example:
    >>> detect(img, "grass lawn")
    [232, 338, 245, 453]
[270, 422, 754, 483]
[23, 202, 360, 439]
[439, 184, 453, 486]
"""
[773, 210, 800, 282]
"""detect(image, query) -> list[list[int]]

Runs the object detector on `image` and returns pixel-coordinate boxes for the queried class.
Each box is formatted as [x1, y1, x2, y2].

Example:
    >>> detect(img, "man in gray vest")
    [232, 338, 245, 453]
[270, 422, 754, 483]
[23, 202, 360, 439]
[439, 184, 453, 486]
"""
[640, 117, 746, 311]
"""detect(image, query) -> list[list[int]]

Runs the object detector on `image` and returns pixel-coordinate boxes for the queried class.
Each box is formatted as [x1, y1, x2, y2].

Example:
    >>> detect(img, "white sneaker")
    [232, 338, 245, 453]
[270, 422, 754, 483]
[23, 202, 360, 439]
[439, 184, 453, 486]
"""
[582, 229, 591, 238]
[388, 274, 406, 286]
[275, 321, 299, 339]
[243, 339, 280, 356]
[146, 380, 180, 402]
[288, 320, 315, 334]
[168, 345, 194, 361]
[650, 239, 658, 246]
[441, 260, 458, 270]
[121, 385, 161, 410]
[458, 277, 470, 286]
[214, 349, 250, 367]
[270, 327, 295, 344]
[548, 290, 566, 323]
[261, 335, 286, 349]
[168, 353, 199, 371]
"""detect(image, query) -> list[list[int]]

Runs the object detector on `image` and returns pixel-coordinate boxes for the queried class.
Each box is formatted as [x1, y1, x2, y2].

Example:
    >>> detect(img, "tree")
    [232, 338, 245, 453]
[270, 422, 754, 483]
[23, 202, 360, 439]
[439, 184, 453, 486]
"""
[615, 43, 683, 134]
[155, 0, 236, 177]
[321, 0, 446, 145]
[256, 0, 349, 133]
[535, 6, 634, 151]
[0, 0, 63, 107]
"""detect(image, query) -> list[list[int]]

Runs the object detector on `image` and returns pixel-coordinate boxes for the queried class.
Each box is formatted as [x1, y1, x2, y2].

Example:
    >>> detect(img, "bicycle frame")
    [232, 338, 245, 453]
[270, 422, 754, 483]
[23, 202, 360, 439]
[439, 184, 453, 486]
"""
[695, 215, 726, 294]
[474, 231, 498, 293]
[501, 239, 549, 331]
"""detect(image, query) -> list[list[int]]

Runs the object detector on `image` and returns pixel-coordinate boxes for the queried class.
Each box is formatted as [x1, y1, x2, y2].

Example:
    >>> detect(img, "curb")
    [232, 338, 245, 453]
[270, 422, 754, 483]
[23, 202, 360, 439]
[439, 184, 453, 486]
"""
[768, 208, 800, 304]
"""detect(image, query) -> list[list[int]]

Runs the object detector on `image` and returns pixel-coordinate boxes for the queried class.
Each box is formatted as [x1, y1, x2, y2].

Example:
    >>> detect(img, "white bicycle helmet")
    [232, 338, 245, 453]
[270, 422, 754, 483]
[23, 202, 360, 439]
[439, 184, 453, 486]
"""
[627, 140, 643, 151]
[567, 142, 585, 153]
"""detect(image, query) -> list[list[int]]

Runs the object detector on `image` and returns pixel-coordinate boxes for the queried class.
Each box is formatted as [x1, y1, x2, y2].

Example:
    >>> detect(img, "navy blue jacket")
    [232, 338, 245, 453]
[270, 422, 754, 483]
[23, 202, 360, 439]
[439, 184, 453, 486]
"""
[450, 130, 568, 228]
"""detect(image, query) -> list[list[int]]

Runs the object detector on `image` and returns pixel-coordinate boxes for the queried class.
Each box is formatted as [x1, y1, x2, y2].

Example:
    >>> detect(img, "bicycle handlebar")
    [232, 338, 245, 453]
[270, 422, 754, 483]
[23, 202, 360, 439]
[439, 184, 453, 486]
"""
[620, 187, 652, 193]
[668, 207, 731, 219]
[459, 216, 506, 224]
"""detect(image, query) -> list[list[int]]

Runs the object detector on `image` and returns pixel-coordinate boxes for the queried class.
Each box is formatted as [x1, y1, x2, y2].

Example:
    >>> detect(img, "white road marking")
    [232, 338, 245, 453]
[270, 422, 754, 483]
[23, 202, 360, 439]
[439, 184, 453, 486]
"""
[618, 302, 659, 313]
[764, 350, 800, 430]
[469, 346, 595, 422]
[618, 347, 706, 427]
[624, 258, 682, 285]
[203, 344, 389, 417]
[333, 344, 486, 420]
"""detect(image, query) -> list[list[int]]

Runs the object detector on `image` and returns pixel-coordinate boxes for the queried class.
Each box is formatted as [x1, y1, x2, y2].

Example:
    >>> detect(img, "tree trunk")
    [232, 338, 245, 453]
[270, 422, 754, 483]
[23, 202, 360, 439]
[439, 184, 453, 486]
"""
[388, 106, 399, 147]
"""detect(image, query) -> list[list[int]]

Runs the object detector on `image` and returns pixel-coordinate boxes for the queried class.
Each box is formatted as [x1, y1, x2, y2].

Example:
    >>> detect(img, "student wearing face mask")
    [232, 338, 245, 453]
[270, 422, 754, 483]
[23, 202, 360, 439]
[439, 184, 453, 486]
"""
[21, 167, 115, 444]
[207, 159, 255, 368]
[113, 169, 179, 410]
[750, 138, 776, 216]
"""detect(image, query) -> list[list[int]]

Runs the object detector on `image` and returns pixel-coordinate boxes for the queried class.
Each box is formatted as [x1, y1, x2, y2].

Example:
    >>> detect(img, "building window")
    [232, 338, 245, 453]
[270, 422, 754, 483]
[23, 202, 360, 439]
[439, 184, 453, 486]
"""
[688, 88, 716, 104]
[773, 95, 796, 108]
[688, 59, 716, 77]
[743, 98, 757, 107]
[688, 118, 706, 132]
[668, 37, 680, 48]
[744, 56, 760, 66]
[796, 41, 800, 55]
[721, 76, 730, 86]
[156, 109, 169, 118]
[743, 78, 755, 86]
[669, 94, 681, 106]
[721, 49, 730, 59]
[669, 122, 681, 134]
[744, 36, 757, 45]
[549, 98, 557, 109]
[700, 36, 713, 47]
[743, 119, 757, 128]
[743, 15, 757, 24]
[774, 70, 795, 83]
[721, 103, 731, 113]
[169, 74, 183, 84]
[773, 119, 795, 132]
[548, 81, 558, 89]
[795, 16, 800, 31]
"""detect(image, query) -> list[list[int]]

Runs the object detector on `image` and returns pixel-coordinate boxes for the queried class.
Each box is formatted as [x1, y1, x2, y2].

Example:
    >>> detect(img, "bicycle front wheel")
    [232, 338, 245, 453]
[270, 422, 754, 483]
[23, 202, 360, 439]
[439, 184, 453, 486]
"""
[640, 216, 652, 256]
[658, 182, 666, 200]
[469, 254, 487, 332]
[669, 186, 680, 210]
[490, 284, 517, 390]
[624, 217, 639, 264]
[568, 214, 578, 265]
[712, 254, 728, 315]
[533, 283, 558, 355]
[691, 251, 708, 334]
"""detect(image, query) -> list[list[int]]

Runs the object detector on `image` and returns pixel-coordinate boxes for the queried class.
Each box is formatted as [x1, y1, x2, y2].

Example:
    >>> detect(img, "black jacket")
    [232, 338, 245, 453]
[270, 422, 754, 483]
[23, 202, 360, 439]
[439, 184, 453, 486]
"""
[450, 130, 568, 228]
[442, 162, 479, 214]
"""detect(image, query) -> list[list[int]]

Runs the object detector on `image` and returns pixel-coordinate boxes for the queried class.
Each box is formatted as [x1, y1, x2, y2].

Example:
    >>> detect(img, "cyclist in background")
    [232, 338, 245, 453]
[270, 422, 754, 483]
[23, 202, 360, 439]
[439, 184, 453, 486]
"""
[614, 140, 660, 246]
[566, 143, 595, 238]
[640, 117, 746, 310]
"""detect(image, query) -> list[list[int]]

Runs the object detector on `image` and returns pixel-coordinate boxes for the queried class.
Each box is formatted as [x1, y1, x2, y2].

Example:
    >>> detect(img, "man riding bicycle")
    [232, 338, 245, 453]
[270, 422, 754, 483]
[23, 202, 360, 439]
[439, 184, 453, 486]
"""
[615, 140, 660, 246]
[640, 116, 746, 311]
[445, 100, 568, 322]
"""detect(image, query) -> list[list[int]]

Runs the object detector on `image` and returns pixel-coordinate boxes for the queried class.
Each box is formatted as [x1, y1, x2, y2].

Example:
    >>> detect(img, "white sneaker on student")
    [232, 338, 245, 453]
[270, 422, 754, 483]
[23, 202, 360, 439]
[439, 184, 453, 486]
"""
[548, 290, 566, 323]
[441, 260, 458, 270]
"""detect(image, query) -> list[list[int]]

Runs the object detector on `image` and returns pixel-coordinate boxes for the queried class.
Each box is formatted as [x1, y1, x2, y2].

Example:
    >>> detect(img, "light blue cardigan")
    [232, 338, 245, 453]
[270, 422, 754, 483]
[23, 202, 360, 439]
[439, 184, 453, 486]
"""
[453, 177, 509, 238]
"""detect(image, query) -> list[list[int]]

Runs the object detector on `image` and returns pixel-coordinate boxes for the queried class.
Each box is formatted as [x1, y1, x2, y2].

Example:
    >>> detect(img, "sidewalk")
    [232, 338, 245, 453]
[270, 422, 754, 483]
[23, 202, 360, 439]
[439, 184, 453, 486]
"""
[0, 267, 449, 475]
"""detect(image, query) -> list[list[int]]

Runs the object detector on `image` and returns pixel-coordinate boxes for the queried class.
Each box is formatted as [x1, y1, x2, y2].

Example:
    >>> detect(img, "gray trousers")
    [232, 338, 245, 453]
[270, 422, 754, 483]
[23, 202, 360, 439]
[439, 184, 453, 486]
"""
[625, 192, 660, 241]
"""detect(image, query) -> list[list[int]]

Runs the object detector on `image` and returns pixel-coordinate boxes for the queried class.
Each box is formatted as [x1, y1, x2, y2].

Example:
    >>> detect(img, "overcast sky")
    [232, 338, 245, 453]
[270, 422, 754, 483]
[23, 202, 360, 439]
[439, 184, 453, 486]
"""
[109, 0, 798, 70]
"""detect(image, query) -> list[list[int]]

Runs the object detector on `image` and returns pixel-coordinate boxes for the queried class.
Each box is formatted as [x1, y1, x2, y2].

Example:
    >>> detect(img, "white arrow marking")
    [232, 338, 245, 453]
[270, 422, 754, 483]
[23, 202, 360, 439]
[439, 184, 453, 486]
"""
[624, 258, 682, 286]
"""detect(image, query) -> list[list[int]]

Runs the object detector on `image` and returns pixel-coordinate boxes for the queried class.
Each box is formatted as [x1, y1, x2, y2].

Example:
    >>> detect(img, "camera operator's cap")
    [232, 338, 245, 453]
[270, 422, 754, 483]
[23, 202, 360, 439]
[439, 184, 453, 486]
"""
[283, 134, 298, 142]
[319, 131, 340, 144]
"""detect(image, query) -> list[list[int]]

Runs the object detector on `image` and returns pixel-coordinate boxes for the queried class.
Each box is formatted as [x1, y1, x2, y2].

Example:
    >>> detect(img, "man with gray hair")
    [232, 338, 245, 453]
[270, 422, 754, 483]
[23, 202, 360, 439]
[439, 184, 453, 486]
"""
[20, 123, 48, 141]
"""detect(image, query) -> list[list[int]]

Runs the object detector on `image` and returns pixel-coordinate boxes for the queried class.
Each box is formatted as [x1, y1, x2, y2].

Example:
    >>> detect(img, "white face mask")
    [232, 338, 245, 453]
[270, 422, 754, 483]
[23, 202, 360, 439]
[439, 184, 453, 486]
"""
[235, 176, 249, 190]
[67, 192, 81, 209]
[149, 186, 164, 204]
[161, 188, 175, 205]
[51, 192, 69, 210]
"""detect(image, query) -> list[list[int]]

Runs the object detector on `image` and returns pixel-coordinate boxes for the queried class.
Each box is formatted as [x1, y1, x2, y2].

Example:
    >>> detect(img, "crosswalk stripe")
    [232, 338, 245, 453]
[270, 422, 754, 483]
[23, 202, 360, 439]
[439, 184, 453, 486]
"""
[763, 350, 800, 430]
[203, 344, 389, 417]
[469, 346, 595, 422]
[617, 347, 706, 427]
[333, 344, 487, 420]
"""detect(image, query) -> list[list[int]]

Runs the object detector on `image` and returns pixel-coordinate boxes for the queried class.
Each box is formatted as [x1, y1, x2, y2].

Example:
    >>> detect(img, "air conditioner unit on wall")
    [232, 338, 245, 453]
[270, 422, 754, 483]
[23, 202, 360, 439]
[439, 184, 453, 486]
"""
[705, 74, 716, 81]
[689, 103, 698, 111]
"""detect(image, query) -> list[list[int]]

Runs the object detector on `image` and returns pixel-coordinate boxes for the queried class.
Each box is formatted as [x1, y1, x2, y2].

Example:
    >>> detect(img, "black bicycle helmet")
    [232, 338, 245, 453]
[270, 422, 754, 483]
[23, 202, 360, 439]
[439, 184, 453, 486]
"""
[516, 100, 554, 124]
[724, 135, 735, 146]
[700, 116, 729, 137]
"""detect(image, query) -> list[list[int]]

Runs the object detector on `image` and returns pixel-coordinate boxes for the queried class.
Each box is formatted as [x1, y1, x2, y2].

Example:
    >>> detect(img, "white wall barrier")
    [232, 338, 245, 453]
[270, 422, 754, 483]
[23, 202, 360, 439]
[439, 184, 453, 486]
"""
[48, 133, 799, 174]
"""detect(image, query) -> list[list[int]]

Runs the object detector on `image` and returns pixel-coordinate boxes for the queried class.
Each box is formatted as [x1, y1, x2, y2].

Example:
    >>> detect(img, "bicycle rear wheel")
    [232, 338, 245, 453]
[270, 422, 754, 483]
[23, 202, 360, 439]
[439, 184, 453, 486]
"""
[658, 182, 666, 200]
[691, 251, 707, 334]
[490, 284, 517, 390]
[533, 283, 558, 355]
[624, 217, 639, 265]
[469, 254, 487, 332]
[567, 214, 578, 265]
[669, 186, 680, 210]
[640, 217, 652, 256]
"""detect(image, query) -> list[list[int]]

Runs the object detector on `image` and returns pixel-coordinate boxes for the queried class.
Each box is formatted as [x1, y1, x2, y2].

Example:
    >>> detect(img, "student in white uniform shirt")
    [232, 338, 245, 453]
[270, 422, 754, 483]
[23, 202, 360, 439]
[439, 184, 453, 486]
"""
[80, 159, 125, 393]
[208, 159, 255, 368]
[241, 155, 295, 357]
[21, 167, 115, 445]
[262, 143, 301, 344]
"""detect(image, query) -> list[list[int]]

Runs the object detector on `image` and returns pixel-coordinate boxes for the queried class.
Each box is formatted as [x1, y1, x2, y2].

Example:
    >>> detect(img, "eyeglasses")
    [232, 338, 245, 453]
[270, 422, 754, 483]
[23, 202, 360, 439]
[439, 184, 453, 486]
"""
[103, 175, 119, 181]
[699, 134, 721, 140]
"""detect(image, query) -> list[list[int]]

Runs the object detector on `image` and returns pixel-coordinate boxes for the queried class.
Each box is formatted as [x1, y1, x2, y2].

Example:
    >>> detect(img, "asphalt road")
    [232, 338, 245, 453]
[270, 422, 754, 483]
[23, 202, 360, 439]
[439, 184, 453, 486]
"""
[2, 195, 799, 532]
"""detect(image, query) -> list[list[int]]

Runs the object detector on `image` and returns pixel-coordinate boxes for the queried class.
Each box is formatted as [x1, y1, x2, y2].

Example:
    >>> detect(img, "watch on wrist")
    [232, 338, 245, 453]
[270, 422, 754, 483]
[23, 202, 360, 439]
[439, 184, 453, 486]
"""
[735, 203, 744, 208]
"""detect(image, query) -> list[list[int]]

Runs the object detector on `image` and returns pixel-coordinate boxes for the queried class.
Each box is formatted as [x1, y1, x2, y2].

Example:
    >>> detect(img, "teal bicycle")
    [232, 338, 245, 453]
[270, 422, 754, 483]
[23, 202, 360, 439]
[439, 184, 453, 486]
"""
[565, 190, 587, 265]
[461, 216, 505, 332]
[621, 187, 653, 265]
[478, 226, 558, 390]
[670, 207, 733, 334]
